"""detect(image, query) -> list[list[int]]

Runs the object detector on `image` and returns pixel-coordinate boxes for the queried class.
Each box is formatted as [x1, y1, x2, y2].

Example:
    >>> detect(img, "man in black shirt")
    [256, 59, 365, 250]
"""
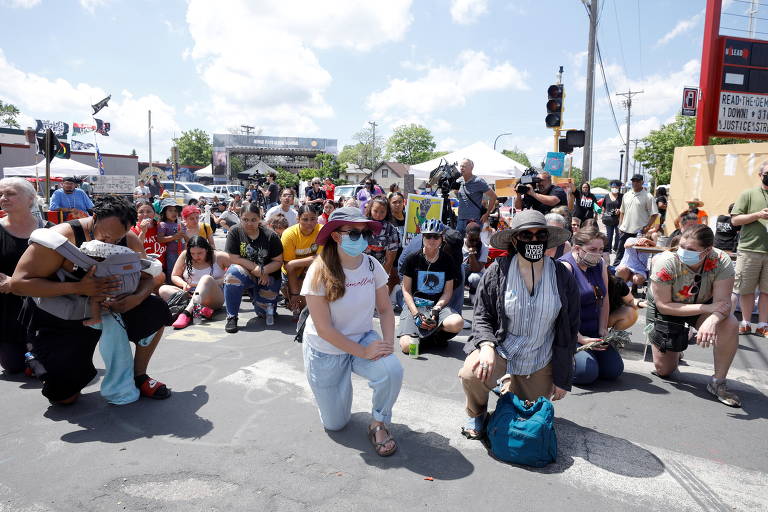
[304, 177, 326, 214]
[260, 172, 280, 209]
[514, 171, 567, 215]
[714, 203, 740, 252]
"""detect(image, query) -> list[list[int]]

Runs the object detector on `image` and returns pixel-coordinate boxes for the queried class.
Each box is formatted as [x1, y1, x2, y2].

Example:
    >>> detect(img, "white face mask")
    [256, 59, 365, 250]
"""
[611, 187, 619, 194]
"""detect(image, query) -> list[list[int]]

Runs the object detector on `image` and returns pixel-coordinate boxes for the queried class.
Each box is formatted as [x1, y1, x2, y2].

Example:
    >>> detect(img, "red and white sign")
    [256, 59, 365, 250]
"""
[682, 87, 699, 117]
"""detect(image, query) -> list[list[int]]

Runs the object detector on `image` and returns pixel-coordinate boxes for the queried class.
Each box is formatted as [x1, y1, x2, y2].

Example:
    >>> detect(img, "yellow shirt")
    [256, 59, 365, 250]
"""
[280, 223, 322, 273]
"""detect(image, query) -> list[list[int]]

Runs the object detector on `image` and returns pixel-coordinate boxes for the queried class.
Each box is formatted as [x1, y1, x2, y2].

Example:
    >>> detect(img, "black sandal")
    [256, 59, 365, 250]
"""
[368, 424, 397, 457]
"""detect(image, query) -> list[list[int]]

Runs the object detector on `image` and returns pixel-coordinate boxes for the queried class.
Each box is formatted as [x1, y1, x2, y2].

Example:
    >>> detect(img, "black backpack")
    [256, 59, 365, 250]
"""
[294, 255, 376, 343]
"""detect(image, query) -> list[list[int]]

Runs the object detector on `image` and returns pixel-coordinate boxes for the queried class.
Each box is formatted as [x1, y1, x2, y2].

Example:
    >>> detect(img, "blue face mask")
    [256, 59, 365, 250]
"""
[677, 247, 702, 266]
[340, 234, 368, 256]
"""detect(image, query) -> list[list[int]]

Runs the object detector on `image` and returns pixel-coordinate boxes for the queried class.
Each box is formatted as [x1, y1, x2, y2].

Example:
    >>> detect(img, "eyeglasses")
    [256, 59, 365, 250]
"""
[516, 230, 549, 242]
[339, 229, 373, 241]
[423, 233, 442, 240]
[690, 273, 702, 296]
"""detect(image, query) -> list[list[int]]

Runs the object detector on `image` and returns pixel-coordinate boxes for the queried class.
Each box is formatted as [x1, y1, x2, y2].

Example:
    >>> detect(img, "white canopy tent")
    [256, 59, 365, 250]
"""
[194, 164, 213, 177]
[2, 158, 101, 177]
[409, 142, 527, 182]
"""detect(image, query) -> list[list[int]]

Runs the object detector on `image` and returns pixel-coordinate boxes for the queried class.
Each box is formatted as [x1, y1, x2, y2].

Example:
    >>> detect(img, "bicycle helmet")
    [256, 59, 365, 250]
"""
[420, 219, 446, 234]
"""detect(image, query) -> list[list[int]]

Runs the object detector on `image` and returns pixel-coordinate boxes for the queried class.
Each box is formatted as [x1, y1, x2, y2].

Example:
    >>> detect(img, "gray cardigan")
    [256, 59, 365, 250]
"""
[466, 255, 581, 391]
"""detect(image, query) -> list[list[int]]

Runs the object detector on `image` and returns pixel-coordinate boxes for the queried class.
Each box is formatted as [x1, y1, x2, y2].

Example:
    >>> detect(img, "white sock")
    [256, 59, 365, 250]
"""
[757, 322, 768, 329]
[740, 320, 750, 327]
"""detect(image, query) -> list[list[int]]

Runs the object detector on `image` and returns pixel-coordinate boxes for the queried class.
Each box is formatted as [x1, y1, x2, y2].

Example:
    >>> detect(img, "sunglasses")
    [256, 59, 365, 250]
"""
[339, 229, 373, 241]
[423, 233, 442, 240]
[516, 230, 549, 242]
[690, 273, 702, 296]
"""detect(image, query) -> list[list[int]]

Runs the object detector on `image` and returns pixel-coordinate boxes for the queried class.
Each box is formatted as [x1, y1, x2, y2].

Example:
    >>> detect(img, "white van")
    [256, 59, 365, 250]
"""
[160, 181, 217, 204]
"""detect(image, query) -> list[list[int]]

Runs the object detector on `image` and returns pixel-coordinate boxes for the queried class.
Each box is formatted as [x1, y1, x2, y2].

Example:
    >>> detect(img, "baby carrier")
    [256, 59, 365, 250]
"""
[27, 228, 160, 320]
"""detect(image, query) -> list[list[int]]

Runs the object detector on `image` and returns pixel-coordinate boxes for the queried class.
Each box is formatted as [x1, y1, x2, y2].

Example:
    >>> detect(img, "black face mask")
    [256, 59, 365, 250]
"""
[516, 240, 545, 262]
[762, 174, 768, 186]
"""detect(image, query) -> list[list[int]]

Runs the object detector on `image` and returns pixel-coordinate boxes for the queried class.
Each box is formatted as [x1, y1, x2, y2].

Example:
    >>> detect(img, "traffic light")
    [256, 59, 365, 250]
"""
[546, 84, 564, 128]
[558, 137, 573, 154]
[565, 129, 585, 147]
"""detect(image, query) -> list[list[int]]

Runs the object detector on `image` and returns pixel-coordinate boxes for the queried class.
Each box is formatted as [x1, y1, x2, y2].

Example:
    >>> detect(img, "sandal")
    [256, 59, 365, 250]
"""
[367, 424, 397, 457]
[135, 374, 172, 400]
[460, 414, 486, 440]
[707, 380, 742, 408]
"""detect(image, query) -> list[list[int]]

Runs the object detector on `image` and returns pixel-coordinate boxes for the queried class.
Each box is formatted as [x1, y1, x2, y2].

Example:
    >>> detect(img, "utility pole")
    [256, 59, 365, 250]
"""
[241, 125, 254, 135]
[368, 120, 378, 170]
[748, 0, 760, 38]
[616, 89, 643, 183]
[630, 138, 642, 173]
[582, 0, 598, 182]
[148, 110, 152, 178]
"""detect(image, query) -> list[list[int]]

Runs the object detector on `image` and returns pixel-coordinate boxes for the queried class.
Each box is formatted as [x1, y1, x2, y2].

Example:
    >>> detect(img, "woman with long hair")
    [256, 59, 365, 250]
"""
[156, 198, 187, 280]
[572, 182, 597, 221]
[318, 199, 335, 225]
[365, 197, 400, 279]
[356, 178, 384, 214]
[159, 236, 230, 330]
[302, 207, 402, 456]
[281, 205, 321, 319]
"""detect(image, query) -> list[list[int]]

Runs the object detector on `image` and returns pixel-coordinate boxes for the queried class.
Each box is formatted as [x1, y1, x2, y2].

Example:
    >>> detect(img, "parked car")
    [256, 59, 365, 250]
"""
[160, 181, 217, 204]
[334, 184, 363, 203]
[210, 184, 245, 200]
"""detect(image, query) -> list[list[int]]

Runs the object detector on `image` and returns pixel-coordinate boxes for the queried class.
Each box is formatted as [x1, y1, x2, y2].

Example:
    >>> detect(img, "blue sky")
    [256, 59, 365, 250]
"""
[0, 0, 751, 180]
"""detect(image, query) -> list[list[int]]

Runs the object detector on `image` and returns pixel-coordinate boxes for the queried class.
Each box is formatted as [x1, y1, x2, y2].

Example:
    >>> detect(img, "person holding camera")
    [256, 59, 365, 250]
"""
[647, 224, 741, 407]
[513, 170, 567, 216]
[456, 159, 497, 235]
[258, 171, 280, 209]
[305, 177, 327, 213]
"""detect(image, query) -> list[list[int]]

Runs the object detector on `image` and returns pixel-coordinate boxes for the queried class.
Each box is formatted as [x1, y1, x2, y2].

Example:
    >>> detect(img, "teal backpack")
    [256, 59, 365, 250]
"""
[487, 393, 558, 467]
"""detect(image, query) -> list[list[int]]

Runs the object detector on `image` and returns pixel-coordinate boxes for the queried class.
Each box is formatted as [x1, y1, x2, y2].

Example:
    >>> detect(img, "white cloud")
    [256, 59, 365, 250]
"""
[436, 137, 458, 151]
[367, 50, 528, 119]
[0, 49, 179, 160]
[79, 0, 108, 13]
[655, 11, 703, 47]
[450, 0, 488, 24]
[185, 0, 413, 134]
[5, 0, 41, 7]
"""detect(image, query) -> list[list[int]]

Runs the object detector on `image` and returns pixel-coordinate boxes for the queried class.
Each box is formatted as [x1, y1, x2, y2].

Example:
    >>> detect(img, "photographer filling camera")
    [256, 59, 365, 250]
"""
[513, 169, 567, 215]
[456, 159, 497, 235]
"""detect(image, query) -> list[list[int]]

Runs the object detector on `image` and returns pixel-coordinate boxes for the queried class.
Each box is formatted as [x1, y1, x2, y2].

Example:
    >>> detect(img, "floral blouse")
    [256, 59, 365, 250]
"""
[648, 248, 734, 305]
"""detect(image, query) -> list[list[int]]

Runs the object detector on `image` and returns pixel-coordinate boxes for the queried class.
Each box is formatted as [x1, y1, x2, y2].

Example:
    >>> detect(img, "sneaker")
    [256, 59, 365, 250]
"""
[199, 306, 215, 320]
[755, 326, 768, 338]
[706, 380, 742, 408]
[739, 323, 753, 336]
[172, 310, 192, 329]
[225, 316, 239, 333]
[265, 305, 275, 326]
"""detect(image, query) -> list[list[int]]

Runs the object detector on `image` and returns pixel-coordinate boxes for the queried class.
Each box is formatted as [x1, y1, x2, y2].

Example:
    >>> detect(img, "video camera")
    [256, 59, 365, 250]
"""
[516, 167, 541, 194]
[428, 159, 461, 196]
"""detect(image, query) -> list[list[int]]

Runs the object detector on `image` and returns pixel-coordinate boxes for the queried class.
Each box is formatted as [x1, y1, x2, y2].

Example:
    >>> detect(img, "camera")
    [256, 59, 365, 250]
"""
[516, 167, 541, 194]
[428, 159, 461, 195]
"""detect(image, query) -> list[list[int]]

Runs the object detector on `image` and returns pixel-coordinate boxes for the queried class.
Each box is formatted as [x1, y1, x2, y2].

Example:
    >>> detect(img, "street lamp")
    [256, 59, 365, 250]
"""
[493, 132, 515, 151]
[618, 149, 625, 182]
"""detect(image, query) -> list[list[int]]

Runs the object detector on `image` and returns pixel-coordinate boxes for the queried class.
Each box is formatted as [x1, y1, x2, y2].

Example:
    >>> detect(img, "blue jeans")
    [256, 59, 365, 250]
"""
[223, 264, 281, 318]
[605, 224, 619, 253]
[572, 345, 624, 385]
[448, 272, 465, 313]
[302, 330, 404, 430]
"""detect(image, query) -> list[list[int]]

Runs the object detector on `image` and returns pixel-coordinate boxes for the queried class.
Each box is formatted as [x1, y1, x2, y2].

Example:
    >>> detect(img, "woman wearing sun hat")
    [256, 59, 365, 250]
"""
[458, 209, 580, 440]
[301, 207, 403, 457]
[674, 197, 709, 230]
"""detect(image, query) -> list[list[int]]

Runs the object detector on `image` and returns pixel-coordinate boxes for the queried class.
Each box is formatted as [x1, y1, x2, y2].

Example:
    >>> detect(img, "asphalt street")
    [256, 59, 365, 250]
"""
[1, 234, 767, 511]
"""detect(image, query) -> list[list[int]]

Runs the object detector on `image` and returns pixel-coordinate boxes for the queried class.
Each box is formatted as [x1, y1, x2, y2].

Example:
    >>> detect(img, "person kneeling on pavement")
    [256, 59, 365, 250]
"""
[398, 220, 465, 354]
[647, 224, 742, 407]
[458, 210, 579, 439]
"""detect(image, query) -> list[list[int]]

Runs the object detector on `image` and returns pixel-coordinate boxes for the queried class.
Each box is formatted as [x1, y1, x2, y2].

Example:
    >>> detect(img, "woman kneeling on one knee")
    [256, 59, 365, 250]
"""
[302, 207, 403, 457]
[398, 220, 465, 354]
[458, 210, 579, 439]
[559, 226, 624, 385]
[159, 236, 230, 329]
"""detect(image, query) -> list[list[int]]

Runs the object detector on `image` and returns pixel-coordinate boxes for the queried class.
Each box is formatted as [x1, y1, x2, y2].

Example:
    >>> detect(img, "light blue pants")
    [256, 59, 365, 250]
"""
[302, 330, 403, 430]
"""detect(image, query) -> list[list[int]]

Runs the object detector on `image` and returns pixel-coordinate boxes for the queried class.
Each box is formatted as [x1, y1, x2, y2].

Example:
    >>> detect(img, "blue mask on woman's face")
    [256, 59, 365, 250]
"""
[677, 247, 702, 266]
[340, 234, 368, 256]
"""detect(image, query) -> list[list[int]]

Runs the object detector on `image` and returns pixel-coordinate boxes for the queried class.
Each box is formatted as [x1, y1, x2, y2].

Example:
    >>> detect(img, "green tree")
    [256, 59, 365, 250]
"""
[0, 100, 20, 129]
[589, 177, 610, 189]
[429, 150, 451, 160]
[352, 126, 384, 170]
[385, 124, 436, 164]
[502, 147, 532, 167]
[276, 167, 299, 189]
[314, 153, 343, 179]
[570, 166, 584, 187]
[174, 129, 212, 167]
[298, 168, 324, 181]
[130, 148, 137, 157]
[634, 115, 752, 185]
[338, 143, 366, 169]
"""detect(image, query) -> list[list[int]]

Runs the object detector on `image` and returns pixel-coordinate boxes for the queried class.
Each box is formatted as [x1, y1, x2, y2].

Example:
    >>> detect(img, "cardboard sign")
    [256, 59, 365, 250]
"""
[403, 193, 444, 246]
[544, 152, 566, 176]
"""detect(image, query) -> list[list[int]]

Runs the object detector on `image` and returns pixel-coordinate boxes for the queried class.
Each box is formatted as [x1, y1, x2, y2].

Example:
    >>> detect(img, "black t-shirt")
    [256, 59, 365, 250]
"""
[306, 188, 326, 202]
[267, 182, 280, 203]
[714, 214, 740, 252]
[225, 224, 284, 279]
[522, 185, 567, 214]
[656, 195, 668, 221]
[602, 193, 623, 226]
[608, 275, 630, 314]
[402, 251, 457, 305]
[572, 191, 597, 220]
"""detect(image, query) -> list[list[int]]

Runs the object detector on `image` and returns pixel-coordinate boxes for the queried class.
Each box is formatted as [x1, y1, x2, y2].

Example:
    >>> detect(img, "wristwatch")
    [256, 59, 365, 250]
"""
[479, 341, 496, 349]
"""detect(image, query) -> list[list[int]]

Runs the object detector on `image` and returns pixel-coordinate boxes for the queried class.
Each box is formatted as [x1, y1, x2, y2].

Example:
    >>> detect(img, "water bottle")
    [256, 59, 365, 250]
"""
[265, 304, 275, 326]
[408, 338, 420, 359]
[192, 293, 202, 325]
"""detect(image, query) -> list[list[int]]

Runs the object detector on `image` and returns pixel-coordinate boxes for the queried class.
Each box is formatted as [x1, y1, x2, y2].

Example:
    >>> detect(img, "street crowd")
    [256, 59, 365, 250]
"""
[0, 158, 763, 458]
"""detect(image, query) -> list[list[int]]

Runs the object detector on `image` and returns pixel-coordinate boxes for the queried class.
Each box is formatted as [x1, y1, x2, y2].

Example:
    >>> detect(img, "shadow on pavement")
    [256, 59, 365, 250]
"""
[43, 384, 213, 443]
[479, 417, 665, 477]
[326, 412, 474, 480]
[662, 372, 768, 421]
[571, 371, 670, 396]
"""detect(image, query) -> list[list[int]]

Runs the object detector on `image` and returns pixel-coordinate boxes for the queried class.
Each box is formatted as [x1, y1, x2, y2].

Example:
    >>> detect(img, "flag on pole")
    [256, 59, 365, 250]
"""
[36, 132, 59, 163]
[95, 118, 111, 136]
[71, 140, 95, 151]
[95, 143, 105, 175]
[91, 94, 111, 115]
[72, 122, 96, 136]
[54, 142, 71, 159]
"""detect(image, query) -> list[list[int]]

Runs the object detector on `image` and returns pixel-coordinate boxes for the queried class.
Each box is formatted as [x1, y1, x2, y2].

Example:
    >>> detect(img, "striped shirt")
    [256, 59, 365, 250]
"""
[499, 255, 561, 375]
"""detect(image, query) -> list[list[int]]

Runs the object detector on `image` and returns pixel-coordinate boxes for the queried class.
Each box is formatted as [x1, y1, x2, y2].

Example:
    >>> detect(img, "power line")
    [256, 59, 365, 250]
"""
[596, 40, 625, 146]
[610, 0, 628, 75]
[636, 0, 645, 82]
[730, 0, 768, 6]
[721, 26, 768, 35]
[723, 12, 768, 21]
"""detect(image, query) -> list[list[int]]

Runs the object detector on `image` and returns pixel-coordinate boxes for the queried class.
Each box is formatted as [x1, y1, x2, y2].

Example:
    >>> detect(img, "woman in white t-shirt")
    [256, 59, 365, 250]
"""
[302, 207, 403, 457]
